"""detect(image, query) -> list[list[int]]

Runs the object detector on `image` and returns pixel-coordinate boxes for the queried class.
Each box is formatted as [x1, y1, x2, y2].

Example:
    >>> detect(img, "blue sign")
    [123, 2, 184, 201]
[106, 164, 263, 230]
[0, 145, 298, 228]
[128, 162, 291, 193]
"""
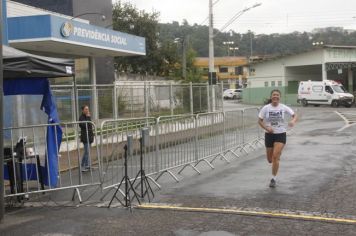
[8, 14, 146, 55]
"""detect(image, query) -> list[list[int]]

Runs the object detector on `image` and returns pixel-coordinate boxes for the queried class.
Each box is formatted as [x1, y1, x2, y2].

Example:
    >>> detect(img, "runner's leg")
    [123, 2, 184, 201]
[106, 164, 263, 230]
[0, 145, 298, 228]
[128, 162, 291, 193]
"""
[272, 142, 285, 176]
[266, 148, 273, 163]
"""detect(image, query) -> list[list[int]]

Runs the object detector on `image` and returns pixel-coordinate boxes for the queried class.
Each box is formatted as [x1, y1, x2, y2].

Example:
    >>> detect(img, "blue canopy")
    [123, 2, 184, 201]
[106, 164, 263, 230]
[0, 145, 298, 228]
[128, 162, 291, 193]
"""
[4, 78, 62, 187]
[3, 46, 74, 188]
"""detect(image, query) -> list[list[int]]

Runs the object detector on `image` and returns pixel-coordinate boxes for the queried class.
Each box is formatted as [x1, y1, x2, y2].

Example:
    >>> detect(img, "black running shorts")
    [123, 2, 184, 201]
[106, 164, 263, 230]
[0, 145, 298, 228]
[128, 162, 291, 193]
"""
[265, 132, 286, 148]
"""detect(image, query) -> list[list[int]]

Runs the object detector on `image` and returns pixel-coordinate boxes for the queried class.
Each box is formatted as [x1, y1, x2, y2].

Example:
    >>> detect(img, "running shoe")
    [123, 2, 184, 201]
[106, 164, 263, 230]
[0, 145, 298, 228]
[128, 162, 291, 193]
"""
[269, 179, 276, 188]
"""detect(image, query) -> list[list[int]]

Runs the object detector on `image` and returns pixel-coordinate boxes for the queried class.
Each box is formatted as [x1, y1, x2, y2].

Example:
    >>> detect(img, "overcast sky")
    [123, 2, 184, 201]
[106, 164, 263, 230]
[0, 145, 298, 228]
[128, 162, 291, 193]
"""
[115, 0, 356, 35]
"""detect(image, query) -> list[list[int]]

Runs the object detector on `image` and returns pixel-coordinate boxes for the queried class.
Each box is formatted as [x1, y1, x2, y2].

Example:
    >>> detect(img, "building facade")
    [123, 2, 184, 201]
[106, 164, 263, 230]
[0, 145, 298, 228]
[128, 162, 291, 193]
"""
[5, 0, 146, 123]
[246, 45, 356, 105]
[194, 56, 249, 89]
[11, 0, 116, 84]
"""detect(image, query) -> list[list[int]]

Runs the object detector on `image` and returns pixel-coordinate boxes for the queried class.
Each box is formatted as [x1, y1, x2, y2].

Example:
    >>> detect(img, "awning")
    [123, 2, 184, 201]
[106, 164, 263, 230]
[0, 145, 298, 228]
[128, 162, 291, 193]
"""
[3, 45, 74, 79]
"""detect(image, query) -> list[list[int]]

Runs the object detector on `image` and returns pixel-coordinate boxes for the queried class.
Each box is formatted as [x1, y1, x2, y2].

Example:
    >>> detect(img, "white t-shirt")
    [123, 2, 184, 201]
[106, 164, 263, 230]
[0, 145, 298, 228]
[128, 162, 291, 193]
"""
[258, 103, 295, 134]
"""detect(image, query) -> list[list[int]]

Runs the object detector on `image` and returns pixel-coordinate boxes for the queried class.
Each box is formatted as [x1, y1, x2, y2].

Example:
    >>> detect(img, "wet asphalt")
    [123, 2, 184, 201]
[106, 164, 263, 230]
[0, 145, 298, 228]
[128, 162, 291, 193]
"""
[2, 102, 356, 235]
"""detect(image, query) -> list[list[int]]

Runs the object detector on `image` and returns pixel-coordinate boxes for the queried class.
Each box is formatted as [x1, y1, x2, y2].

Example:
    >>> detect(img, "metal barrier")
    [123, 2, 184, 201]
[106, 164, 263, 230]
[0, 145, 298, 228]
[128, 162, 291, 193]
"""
[3, 108, 265, 204]
[3, 121, 100, 202]
[223, 109, 245, 158]
[194, 112, 227, 165]
[99, 117, 158, 192]
[242, 107, 264, 152]
[154, 115, 198, 181]
[97, 109, 265, 193]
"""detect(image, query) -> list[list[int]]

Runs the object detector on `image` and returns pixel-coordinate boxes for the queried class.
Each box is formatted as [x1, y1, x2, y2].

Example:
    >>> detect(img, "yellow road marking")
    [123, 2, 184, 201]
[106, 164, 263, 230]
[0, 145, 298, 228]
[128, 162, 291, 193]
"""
[137, 204, 356, 224]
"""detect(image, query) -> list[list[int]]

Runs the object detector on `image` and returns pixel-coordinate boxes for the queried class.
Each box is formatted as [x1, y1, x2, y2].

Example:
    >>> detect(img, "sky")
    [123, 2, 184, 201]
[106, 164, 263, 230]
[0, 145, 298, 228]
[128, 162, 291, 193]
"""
[115, 0, 356, 35]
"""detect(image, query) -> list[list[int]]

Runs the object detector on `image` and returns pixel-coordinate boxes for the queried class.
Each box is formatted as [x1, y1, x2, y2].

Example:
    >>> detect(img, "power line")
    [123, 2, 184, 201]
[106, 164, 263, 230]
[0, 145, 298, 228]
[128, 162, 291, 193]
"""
[198, 0, 223, 25]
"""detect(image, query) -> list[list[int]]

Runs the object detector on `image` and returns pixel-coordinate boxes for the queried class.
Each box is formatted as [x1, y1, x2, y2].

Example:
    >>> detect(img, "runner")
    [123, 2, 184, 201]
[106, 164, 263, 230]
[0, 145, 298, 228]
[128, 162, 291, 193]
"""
[258, 89, 297, 187]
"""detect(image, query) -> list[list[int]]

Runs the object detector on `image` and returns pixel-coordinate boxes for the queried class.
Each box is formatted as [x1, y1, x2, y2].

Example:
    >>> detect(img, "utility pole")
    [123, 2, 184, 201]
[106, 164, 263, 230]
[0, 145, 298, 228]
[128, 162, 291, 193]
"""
[208, 0, 214, 80]
[208, 1, 261, 111]
[208, 0, 216, 111]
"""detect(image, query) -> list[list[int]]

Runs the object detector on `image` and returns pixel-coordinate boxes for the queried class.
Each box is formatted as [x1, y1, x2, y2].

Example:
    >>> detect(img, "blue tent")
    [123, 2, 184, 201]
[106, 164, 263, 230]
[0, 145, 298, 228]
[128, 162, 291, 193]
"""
[3, 45, 74, 188]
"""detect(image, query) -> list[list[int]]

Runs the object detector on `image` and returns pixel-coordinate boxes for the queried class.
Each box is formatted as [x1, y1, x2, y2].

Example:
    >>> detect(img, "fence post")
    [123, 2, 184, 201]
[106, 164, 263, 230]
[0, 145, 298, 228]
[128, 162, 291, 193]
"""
[92, 84, 99, 121]
[71, 83, 77, 122]
[170, 82, 174, 116]
[212, 85, 216, 112]
[130, 85, 133, 118]
[199, 86, 202, 113]
[144, 81, 148, 117]
[207, 82, 211, 112]
[113, 82, 118, 120]
[221, 82, 224, 112]
[222, 112, 226, 151]
[194, 115, 199, 162]
[155, 118, 160, 173]
[242, 109, 245, 144]
[190, 82, 193, 115]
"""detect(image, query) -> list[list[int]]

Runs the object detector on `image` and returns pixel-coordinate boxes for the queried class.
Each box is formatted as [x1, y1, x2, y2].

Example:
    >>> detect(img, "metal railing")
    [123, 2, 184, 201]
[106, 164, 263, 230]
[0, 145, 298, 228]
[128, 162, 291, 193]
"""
[3, 108, 264, 203]
[3, 121, 100, 202]
[98, 108, 263, 192]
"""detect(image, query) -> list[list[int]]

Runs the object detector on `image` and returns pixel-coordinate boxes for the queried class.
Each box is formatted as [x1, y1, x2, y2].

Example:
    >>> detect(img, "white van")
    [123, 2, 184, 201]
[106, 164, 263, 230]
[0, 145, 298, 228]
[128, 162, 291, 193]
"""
[297, 80, 354, 107]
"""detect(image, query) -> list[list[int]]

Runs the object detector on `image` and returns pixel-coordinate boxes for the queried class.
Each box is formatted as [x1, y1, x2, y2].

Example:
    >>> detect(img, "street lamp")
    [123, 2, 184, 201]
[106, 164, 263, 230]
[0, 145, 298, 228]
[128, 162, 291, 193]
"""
[70, 12, 106, 21]
[312, 41, 324, 46]
[105, 17, 134, 30]
[209, 1, 262, 82]
[208, 1, 261, 111]
[223, 41, 234, 56]
[229, 47, 239, 56]
[174, 37, 188, 80]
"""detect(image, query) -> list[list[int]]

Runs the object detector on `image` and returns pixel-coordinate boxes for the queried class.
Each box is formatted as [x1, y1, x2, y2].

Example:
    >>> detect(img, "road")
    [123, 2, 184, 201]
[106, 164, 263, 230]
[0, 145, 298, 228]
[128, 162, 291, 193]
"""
[2, 101, 356, 235]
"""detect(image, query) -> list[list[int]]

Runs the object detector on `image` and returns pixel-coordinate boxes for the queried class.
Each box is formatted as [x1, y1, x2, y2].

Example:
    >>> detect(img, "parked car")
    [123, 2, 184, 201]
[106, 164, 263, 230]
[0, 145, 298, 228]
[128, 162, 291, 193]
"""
[223, 88, 243, 100]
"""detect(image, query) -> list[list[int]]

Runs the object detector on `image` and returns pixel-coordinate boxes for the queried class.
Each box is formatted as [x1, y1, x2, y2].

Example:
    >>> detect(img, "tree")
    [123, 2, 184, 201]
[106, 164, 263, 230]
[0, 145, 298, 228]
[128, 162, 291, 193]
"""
[112, 1, 174, 76]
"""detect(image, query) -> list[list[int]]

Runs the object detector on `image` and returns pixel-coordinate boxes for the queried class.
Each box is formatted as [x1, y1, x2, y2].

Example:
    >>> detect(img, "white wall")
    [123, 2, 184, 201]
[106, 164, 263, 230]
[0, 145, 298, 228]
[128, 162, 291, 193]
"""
[325, 48, 356, 63]
[249, 49, 325, 88]
[283, 49, 324, 66]
[249, 59, 285, 88]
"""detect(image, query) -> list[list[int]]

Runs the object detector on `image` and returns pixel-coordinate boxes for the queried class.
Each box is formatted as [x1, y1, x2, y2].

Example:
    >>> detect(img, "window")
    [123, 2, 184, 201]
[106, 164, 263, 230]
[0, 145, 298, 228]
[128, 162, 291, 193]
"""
[235, 66, 243, 75]
[219, 67, 228, 73]
[287, 81, 299, 94]
[325, 85, 334, 94]
[278, 81, 282, 86]
[271, 81, 276, 87]
[312, 86, 323, 92]
[264, 81, 268, 87]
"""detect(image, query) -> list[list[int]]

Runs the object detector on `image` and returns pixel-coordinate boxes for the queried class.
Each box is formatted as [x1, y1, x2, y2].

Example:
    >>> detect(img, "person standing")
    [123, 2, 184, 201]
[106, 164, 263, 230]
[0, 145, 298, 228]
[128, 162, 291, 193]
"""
[79, 105, 94, 172]
[258, 89, 297, 187]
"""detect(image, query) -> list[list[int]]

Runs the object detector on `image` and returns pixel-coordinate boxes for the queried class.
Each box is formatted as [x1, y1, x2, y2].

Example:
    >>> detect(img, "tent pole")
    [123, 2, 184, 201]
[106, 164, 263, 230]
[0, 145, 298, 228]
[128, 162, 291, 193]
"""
[0, 0, 4, 223]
